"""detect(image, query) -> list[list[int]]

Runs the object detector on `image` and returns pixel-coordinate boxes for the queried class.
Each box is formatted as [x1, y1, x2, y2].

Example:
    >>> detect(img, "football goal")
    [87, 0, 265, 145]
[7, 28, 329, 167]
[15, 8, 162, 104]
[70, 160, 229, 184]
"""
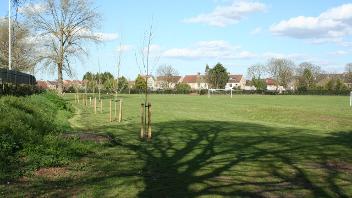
[208, 89, 233, 98]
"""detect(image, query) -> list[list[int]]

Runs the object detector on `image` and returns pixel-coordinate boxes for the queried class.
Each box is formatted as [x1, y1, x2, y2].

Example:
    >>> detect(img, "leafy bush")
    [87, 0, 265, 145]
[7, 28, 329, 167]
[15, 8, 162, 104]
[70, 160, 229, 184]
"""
[0, 92, 82, 182]
[175, 83, 191, 94]
[0, 83, 41, 96]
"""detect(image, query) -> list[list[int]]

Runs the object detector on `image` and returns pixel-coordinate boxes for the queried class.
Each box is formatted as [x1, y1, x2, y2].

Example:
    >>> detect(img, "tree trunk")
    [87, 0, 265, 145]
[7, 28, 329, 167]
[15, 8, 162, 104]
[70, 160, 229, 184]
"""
[57, 62, 63, 94]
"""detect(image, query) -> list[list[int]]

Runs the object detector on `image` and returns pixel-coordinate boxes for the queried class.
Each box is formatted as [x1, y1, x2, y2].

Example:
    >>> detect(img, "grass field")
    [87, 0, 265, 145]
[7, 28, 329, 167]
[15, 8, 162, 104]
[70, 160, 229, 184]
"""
[2, 94, 352, 197]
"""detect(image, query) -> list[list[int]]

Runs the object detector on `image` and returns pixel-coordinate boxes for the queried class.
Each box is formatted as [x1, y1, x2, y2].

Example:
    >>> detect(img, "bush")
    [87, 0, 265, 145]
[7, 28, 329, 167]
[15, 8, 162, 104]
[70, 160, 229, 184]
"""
[175, 83, 191, 94]
[0, 83, 41, 96]
[0, 92, 82, 182]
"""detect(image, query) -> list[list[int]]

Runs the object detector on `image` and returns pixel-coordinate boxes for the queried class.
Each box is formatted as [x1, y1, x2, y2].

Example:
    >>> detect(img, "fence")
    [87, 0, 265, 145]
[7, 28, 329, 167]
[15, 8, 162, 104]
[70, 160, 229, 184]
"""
[0, 68, 36, 85]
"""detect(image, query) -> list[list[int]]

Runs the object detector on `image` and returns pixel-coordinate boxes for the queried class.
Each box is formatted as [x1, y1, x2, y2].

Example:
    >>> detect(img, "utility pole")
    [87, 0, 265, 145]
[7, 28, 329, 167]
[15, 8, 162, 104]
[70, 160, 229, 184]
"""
[8, 0, 12, 70]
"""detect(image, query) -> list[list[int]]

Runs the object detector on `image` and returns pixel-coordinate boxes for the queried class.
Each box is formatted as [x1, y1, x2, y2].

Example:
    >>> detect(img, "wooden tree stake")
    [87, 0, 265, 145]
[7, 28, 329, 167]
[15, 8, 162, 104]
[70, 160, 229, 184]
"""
[100, 99, 103, 113]
[114, 100, 117, 120]
[119, 99, 123, 122]
[147, 103, 152, 139]
[109, 99, 112, 122]
[90, 97, 92, 105]
[140, 103, 145, 138]
[94, 97, 97, 114]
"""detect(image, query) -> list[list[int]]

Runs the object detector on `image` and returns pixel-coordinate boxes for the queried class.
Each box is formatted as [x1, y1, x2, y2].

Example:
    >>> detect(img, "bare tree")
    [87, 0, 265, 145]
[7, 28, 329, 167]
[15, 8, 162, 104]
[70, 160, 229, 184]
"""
[135, 23, 159, 139]
[136, 23, 158, 104]
[297, 62, 321, 79]
[247, 63, 267, 91]
[247, 63, 266, 80]
[24, 0, 100, 94]
[0, 19, 37, 71]
[267, 58, 295, 89]
[115, 39, 123, 97]
[156, 65, 179, 89]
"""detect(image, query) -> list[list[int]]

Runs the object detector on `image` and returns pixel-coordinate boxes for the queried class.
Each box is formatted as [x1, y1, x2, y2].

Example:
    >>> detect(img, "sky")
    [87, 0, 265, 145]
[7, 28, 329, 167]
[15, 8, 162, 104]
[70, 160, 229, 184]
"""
[1, 0, 352, 80]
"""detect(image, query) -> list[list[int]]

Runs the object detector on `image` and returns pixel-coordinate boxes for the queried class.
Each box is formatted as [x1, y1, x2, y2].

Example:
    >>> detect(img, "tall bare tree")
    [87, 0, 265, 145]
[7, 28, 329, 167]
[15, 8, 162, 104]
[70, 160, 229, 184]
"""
[296, 62, 321, 88]
[156, 65, 179, 89]
[267, 58, 295, 89]
[247, 63, 267, 90]
[296, 62, 321, 79]
[24, 0, 100, 94]
[247, 63, 266, 80]
[136, 23, 158, 104]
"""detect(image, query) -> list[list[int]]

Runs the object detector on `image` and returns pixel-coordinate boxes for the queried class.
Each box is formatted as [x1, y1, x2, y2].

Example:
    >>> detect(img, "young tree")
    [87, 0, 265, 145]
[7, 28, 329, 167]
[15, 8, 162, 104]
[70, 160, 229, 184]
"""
[206, 63, 229, 89]
[24, 0, 101, 94]
[156, 65, 179, 89]
[267, 58, 295, 89]
[247, 63, 266, 91]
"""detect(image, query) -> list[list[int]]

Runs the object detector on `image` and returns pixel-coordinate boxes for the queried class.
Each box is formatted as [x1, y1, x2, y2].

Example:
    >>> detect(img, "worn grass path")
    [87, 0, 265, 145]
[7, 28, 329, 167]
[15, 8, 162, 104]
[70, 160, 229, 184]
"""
[2, 94, 352, 198]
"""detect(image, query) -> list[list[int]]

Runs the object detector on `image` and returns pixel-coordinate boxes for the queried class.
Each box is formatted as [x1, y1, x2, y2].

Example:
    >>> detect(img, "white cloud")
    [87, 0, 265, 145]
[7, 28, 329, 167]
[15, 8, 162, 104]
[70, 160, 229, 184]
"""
[183, 0, 267, 27]
[270, 4, 352, 44]
[73, 28, 119, 42]
[95, 32, 119, 42]
[18, 3, 47, 14]
[250, 27, 262, 35]
[162, 40, 256, 59]
[116, 44, 133, 53]
[262, 52, 310, 61]
[329, 50, 349, 56]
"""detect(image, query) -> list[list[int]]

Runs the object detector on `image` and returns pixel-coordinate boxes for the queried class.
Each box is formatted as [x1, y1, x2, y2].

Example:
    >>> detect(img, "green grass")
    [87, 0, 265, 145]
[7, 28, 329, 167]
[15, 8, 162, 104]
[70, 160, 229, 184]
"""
[2, 94, 352, 197]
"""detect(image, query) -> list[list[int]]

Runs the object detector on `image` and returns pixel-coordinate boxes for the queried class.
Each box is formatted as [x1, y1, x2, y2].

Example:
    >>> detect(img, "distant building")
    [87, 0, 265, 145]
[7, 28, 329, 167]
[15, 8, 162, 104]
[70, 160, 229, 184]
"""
[36, 80, 83, 91]
[46, 81, 58, 90]
[36, 81, 48, 90]
[140, 75, 156, 90]
[225, 75, 246, 90]
[266, 78, 285, 92]
[155, 76, 182, 89]
[181, 73, 208, 90]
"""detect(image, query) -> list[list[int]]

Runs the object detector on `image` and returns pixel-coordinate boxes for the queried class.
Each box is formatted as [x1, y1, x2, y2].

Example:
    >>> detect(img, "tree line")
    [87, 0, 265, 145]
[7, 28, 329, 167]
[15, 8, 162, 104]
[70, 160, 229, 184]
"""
[247, 58, 352, 93]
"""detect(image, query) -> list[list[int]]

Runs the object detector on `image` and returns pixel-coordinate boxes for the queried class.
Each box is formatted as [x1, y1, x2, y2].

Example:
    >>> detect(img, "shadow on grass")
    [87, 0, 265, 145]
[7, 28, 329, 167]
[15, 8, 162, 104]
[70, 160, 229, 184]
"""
[5, 120, 352, 197]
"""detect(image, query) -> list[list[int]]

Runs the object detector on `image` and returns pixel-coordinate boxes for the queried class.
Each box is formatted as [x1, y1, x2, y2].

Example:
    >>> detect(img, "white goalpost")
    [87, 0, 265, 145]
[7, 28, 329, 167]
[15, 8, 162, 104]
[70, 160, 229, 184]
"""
[350, 91, 352, 107]
[208, 89, 233, 98]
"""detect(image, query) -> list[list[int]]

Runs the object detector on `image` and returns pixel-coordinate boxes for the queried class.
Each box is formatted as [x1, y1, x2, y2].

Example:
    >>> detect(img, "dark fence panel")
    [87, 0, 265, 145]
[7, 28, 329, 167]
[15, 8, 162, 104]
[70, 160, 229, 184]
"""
[0, 68, 36, 85]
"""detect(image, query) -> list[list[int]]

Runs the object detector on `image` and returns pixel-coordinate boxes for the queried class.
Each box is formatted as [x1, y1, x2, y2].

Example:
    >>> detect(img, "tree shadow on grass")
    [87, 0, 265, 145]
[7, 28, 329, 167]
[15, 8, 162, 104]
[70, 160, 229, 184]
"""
[124, 121, 352, 198]
[4, 120, 352, 198]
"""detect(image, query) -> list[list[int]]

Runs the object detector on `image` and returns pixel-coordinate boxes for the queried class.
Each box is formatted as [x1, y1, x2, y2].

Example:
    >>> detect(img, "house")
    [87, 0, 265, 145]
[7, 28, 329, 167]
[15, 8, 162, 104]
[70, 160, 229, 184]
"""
[63, 80, 84, 90]
[46, 81, 58, 90]
[155, 76, 182, 89]
[243, 80, 256, 91]
[141, 75, 156, 90]
[316, 73, 347, 88]
[182, 73, 208, 90]
[36, 80, 48, 90]
[266, 78, 285, 92]
[225, 75, 246, 90]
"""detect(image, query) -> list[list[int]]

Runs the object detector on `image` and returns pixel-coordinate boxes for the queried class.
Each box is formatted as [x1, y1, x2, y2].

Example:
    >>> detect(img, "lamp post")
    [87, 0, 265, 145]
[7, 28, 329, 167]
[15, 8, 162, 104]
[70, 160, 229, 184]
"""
[8, 0, 12, 70]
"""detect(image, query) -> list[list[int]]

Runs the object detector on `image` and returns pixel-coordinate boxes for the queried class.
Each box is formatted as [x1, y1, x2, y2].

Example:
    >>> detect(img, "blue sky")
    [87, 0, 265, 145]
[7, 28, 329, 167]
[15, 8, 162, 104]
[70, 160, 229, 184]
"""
[1, 0, 352, 80]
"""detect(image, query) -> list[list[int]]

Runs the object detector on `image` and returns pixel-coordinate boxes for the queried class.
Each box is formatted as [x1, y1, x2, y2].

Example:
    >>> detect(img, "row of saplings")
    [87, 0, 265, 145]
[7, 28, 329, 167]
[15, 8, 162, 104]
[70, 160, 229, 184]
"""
[74, 93, 152, 140]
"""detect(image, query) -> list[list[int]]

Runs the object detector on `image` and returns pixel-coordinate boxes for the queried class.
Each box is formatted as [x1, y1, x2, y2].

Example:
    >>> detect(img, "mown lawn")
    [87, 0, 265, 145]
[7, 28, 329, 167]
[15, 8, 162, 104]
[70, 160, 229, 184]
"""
[2, 94, 352, 197]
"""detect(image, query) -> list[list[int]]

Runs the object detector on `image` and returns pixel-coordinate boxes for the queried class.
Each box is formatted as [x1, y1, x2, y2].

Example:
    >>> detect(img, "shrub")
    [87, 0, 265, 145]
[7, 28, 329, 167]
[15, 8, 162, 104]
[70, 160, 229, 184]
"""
[0, 92, 80, 182]
[175, 83, 191, 94]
